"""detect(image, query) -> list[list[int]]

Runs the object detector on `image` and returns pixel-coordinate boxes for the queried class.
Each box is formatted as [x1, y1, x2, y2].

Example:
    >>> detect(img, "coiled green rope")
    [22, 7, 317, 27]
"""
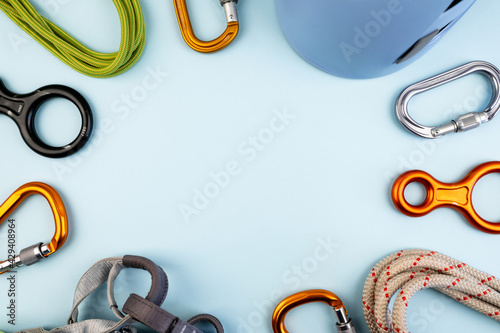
[0, 0, 146, 78]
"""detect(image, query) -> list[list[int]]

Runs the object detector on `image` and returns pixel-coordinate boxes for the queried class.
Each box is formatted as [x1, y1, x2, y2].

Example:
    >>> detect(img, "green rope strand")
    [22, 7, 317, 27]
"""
[0, 0, 146, 78]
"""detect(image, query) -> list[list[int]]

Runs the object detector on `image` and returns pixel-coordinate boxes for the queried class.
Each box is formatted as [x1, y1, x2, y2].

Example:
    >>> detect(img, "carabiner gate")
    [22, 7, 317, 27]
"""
[396, 61, 500, 138]
[174, 0, 239, 53]
[0, 182, 68, 274]
[272, 290, 357, 333]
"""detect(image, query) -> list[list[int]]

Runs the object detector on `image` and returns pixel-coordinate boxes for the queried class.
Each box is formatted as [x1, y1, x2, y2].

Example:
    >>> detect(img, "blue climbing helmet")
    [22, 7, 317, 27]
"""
[275, 0, 476, 79]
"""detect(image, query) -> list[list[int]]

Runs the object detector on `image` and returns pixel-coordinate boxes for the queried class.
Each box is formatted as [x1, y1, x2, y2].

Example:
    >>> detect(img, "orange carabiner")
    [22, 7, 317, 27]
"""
[392, 161, 500, 234]
[272, 290, 357, 333]
[0, 182, 68, 274]
[173, 0, 239, 53]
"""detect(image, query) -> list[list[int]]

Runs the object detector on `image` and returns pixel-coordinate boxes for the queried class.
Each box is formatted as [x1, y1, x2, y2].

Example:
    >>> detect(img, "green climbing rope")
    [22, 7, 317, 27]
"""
[0, 0, 146, 78]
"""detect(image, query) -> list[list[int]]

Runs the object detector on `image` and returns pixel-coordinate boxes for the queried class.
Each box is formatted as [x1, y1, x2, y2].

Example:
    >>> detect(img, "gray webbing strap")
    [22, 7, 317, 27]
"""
[122, 255, 169, 306]
[122, 294, 203, 333]
[15, 256, 168, 333]
[14, 255, 222, 333]
[188, 314, 225, 333]
[15, 319, 135, 333]
[107, 261, 127, 318]
[68, 257, 125, 324]
[64, 257, 136, 333]
[14, 258, 135, 332]
[107, 255, 169, 319]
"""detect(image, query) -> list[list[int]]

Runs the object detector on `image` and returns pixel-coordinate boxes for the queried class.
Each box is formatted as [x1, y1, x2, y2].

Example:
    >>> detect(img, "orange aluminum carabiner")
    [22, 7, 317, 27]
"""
[392, 161, 500, 234]
[272, 290, 357, 333]
[0, 182, 68, 274]
[174, 0, 239, 53]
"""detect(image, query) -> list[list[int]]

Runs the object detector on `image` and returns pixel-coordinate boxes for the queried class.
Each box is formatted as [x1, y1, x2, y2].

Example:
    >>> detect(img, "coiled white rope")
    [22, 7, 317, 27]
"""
[362, 249, 500, 333]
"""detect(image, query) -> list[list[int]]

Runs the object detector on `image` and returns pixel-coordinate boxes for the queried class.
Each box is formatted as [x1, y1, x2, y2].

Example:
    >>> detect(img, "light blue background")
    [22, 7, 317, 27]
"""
[0, 1, 500, 332]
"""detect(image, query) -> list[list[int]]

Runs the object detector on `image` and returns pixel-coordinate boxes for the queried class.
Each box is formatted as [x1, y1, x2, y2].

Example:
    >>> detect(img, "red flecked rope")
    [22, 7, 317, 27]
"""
[363, 250, 500, 333]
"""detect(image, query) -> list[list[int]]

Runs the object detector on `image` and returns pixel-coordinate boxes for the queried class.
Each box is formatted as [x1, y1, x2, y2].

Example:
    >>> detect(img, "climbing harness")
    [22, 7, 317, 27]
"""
[363, 249, 500, 333]
[392, 161, 500, 234]
[272, 289, 357, 333]
[16, 255, 225, 333]
[0, 78, 93, 158]
[395, 61, 500, 138]
[0, 0, 146, 78]
[0, 182, 68, 275]
[174, 0, 239, 53]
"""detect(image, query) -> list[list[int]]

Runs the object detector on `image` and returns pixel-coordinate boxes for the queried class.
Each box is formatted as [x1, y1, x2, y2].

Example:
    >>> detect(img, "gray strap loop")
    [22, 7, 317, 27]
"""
[122, 294, 203, 333]
[15, 255, 210, 333]
[65, 257, 137, 333]
[68, 257, 123, 324]
[107, 262, 126, 318]
[188, 314, 225, 333]
[122, 255, 169, 306]
[14, 256, 140, 333]
[107, 255, 169, 320]
[14, 320, 137, 333]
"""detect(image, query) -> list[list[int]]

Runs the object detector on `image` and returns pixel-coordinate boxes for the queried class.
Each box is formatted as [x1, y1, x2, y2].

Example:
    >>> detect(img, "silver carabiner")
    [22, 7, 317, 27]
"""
[395, 61, 500, 139]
